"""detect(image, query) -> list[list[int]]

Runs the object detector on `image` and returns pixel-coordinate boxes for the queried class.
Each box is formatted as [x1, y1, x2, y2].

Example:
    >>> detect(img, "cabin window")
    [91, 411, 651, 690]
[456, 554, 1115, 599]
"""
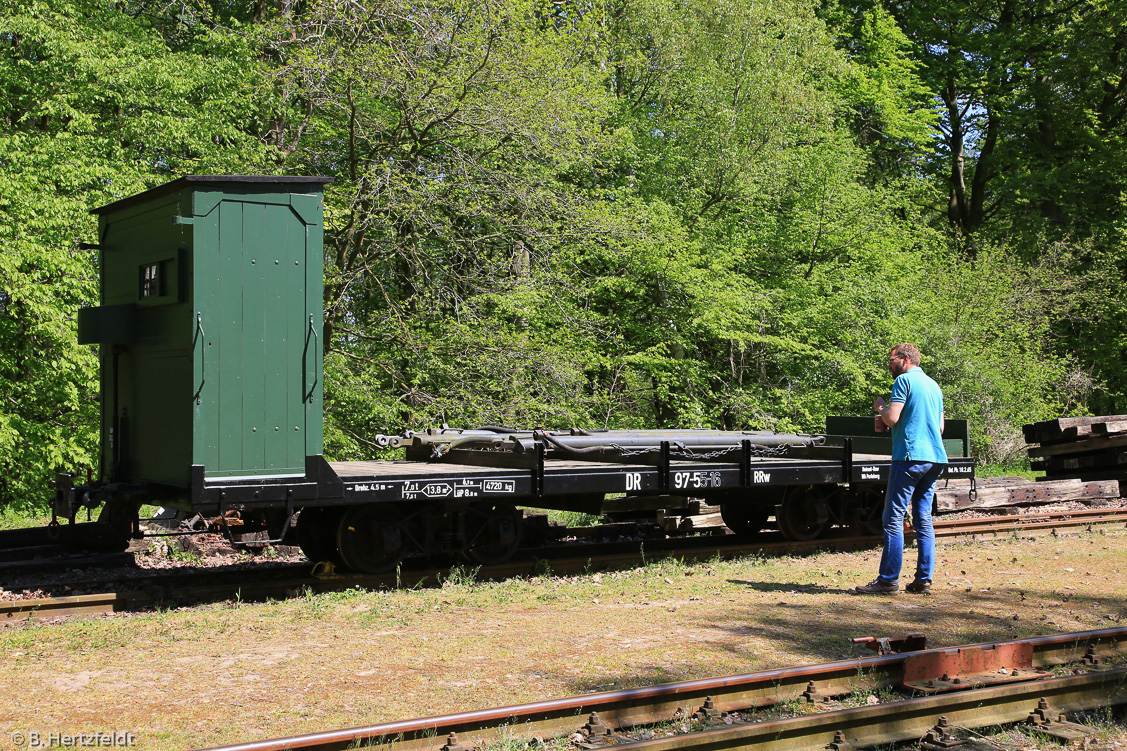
[140, 263, 161, 298]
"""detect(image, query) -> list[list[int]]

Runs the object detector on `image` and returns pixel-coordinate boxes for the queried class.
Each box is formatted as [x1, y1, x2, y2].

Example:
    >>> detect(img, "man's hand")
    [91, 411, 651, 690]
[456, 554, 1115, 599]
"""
[874, 396, 888, 432]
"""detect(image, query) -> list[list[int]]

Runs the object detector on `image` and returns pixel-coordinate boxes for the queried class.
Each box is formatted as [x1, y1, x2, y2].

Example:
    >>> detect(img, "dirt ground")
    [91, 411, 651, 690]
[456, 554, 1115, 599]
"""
[2, 525, 1126, 751]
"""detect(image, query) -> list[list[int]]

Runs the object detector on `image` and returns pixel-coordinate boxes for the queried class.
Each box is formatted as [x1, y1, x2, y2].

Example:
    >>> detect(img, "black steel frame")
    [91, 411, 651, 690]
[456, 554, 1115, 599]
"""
[185, 441, 976, 515]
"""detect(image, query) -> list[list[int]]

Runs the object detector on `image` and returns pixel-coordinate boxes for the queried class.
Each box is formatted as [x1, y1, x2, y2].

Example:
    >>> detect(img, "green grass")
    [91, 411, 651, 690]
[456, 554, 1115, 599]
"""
[536, 509, 604, 527]
[0, 506, 51, 531]
[0, 502, 169, 531]
[956, 704, 1127, 750]
[975, 462, 1043, 481]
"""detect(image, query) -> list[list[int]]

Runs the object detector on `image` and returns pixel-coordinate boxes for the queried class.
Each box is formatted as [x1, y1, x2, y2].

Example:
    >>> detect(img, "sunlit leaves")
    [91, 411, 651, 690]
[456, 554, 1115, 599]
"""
[0, 0, 273, 507]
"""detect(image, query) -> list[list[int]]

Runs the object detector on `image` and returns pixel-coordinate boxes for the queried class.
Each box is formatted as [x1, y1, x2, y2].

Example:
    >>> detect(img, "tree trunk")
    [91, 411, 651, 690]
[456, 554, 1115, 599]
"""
[942, 80, 969, 230]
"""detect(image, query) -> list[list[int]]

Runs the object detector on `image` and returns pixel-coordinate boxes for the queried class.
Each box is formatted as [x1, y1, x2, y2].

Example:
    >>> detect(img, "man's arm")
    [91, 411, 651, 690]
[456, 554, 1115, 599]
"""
[877, 400, 904, 427]
[941, 412, 945, 435]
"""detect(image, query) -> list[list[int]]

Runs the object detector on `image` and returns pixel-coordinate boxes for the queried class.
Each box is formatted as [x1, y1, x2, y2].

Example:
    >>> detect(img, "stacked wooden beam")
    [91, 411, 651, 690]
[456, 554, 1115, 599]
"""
[934, 476, 1120, 512]
[1024, 415, 1127, 495]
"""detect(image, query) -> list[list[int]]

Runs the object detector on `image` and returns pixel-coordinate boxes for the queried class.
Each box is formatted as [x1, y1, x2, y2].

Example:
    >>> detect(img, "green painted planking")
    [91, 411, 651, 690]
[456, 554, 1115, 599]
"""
[204, 195, 322, 477]
[193, 206, 220, 474]
[241, 201, 268, 472]
[282, 204, 304, 470]
[263, 203, 299, 471]
[96, 191, 193, 485]
[91, 177, 328, 491]
[217, 200, 246, 472]
[303, 198, 324, 458]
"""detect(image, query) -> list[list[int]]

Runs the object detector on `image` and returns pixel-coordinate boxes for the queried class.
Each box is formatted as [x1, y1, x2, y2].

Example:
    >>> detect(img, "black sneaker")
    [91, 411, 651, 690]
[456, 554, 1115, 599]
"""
[854, 579, 899, 595]
[905, 579, 932, 594]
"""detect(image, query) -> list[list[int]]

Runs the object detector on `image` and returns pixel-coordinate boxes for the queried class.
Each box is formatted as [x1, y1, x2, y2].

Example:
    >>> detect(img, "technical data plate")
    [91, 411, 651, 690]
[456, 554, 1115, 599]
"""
[851, 456, 975, 484]
[331, 460, 534, 503]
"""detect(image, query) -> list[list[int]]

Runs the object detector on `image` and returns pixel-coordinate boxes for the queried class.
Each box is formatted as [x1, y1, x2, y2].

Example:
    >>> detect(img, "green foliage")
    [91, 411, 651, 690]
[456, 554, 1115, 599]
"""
[975, 463, 1040, 481]
[0, 0, 275, 508]
[823, 0, 1127, 408]
[889, 245, 1086, 463]
[3, 0, 1123, 509]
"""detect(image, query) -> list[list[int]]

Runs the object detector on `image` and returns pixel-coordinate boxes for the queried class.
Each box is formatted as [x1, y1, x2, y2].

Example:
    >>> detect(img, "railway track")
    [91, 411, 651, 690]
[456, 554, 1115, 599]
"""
[933, 505, 1127, 536]
[197, 627, 1127, 751]
[0, 592, 123, 622]
[3, 506, 1126, 621]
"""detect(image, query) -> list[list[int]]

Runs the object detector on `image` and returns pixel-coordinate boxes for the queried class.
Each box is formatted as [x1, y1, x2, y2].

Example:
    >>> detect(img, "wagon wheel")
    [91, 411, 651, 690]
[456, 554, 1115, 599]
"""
[337, 504, 406, 574]
[296, 506, 343, 565]
[719, 503, 772, 536]
[716, 486, 784, 536]
[462, 502, 524, 566]
[774, 487, 830, 541]
[850, 488, 885, 537]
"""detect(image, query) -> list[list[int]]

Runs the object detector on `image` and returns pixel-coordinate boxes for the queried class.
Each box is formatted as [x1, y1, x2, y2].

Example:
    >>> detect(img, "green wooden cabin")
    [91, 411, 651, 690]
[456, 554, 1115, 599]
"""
[79, 176, 331, 500]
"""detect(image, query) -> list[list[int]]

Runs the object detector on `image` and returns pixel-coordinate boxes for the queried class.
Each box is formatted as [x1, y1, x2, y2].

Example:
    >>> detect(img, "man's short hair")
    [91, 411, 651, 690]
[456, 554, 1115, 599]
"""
[891, 343, 922, 366]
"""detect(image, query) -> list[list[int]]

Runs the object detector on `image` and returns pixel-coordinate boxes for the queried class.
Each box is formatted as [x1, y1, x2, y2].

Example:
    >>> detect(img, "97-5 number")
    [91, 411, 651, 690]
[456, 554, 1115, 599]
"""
[673, 471, 720, 489]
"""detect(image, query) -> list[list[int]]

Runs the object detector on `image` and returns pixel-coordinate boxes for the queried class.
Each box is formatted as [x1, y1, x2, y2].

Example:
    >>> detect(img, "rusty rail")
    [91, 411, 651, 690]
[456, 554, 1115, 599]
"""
[0, 592, 121, 623]
[6, 507, 1126, 613]
[933, 507, 1127, 538]
[197, 628, 1127, 751]
[937, 506, 1127, 526]
[585, 668, 1127, 751]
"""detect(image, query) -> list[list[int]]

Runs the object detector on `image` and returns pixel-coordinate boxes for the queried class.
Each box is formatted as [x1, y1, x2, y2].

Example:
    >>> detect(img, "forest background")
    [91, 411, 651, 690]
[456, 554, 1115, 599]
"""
[2, 0, 1125, 509]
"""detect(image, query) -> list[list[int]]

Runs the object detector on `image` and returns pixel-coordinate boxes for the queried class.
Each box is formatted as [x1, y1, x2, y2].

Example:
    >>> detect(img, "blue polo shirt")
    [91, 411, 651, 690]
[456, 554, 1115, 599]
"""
[889, 367, 947, 463]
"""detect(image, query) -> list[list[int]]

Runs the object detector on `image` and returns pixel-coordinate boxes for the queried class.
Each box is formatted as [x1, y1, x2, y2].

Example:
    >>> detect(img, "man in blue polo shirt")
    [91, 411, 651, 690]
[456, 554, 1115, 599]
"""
[855, 343, 947, 595]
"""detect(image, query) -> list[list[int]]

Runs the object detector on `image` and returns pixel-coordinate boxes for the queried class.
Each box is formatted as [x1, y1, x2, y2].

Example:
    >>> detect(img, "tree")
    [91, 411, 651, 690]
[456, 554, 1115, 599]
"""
[0, 0, 274, 507]
[263, 0, 623, 449]
[824, 0, 1127, 419]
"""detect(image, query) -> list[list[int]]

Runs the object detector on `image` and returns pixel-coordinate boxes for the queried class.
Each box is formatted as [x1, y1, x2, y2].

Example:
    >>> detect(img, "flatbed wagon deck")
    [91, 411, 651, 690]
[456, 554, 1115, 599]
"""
[323, 449, 975, 507]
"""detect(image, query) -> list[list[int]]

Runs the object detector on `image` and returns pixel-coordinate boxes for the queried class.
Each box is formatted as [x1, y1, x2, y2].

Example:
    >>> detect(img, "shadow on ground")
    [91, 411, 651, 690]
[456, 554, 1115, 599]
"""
[557, 577, 1127, 695]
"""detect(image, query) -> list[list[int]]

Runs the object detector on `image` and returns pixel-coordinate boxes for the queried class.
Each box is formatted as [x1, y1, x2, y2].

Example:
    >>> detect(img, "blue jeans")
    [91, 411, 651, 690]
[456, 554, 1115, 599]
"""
[877, 461, 945, 583]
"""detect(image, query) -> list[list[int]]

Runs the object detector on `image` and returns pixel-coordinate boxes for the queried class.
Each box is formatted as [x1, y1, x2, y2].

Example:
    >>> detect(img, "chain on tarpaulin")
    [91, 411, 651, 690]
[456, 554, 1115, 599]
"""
[613, 443, 791, 459]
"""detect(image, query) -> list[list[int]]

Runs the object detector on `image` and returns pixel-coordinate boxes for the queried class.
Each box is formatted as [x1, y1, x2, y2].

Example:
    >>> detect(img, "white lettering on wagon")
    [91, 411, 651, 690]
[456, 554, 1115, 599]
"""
[673, 471, 722, 489]
[752, 470, 771, 483]
[400, 478, 516, 500]
[402, 480, 453, 499]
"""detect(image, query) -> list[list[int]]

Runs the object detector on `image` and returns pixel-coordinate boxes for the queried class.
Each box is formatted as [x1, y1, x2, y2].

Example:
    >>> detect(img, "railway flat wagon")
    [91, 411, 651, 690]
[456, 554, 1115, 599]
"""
[45, 176, 973, 573]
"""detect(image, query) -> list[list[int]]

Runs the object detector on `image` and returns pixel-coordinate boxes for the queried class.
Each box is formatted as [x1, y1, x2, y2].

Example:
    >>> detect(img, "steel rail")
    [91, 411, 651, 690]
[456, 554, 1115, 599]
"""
[196, 628, 1127, 751]
[7, 508, 1127, 613]
[134, 507, 1127, 606]
[389, 430, 826, 452]
[936, 506, 1127, 527]
[596, 667, 1127, 751]
[0, 550, 135, 576]
[0, 592, 121, 622]
[933, 510, 1127, 538]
